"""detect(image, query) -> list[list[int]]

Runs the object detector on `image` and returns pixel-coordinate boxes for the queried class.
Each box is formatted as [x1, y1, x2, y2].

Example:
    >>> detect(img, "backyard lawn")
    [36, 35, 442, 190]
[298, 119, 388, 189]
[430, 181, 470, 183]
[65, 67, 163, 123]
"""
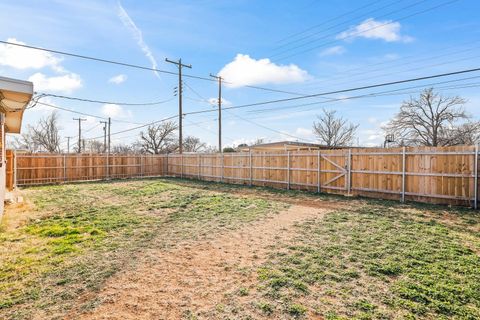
[1, 178, 479, 319]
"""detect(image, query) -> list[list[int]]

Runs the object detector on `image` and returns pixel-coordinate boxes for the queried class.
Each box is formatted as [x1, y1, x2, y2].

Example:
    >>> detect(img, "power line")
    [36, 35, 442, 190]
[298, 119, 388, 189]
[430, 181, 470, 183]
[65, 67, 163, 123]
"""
[223, 109, 314, 143]
[245, 77, 480, 116]
[273, 0, 405, 52]
[184, 67, 480, 115]
[33, 101, 144, 125]
[37, 93, 175, 106]
[85, 114, 179, 141]
[273, 0, 459, 61]
[0, 39, 317, 97]
[302, 42, 480, 90]
[77, 67, 480, 143]
[303, 53, 480, 93]
[274, 0, 385, 45]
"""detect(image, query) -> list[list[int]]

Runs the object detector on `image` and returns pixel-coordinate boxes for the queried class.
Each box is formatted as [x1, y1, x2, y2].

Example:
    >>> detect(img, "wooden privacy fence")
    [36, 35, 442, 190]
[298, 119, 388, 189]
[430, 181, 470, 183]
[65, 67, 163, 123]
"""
[13, 153, 166, 185]
[8, 145, 480, 207]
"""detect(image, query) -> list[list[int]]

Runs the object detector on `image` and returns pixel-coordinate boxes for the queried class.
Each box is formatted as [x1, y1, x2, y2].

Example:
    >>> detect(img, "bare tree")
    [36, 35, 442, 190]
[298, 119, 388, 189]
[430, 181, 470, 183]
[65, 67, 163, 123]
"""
[86, 140, 104, 153]
[111, 143, 141, 154]
[14, 112, 61, 152]
[183, 136, 206, 153]
[446, 121, 480, 145]
[138, 121, 177, 154]
[313, 109, 358, 147]
[384, 88, 469, 146]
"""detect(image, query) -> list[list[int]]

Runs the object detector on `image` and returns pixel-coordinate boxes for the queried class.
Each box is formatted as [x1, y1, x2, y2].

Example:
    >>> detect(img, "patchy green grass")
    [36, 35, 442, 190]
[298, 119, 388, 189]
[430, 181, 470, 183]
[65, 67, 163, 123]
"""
[256, 203, 480, 319]
[0, 179, 283, 320]
[2, 177, 480, 320]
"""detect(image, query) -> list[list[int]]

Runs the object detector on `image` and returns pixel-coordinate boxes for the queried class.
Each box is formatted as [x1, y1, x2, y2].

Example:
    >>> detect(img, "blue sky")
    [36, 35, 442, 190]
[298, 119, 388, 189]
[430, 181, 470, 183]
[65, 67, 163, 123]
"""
[1, 0, 479, 150]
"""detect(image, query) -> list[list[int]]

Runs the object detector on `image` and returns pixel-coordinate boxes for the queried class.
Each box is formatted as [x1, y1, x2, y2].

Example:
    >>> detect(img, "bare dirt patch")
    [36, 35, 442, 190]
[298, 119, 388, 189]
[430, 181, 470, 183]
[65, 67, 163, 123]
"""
[74, 205, 331, 319]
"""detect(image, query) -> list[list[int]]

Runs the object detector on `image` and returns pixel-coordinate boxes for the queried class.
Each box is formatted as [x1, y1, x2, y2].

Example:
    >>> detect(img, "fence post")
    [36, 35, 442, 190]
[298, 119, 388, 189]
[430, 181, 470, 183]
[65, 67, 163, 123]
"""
[401, 146, 406, 203]
[287, 151, 291, 190]
[474, 144, 478, 209]
[221, 153, 224, 182]
[198, 154, 201, 180]
[347, 149, 352, 195]
[166, 153, 169, 176]
[13, 150, 17, 189]
[181, 154, 184, 179]
[140, 154, 144, 177]
[63, 154, 67, 182]
[249, 151, 253, 186]
[106, 152, 110, 180]
[317, 150, 320, 193]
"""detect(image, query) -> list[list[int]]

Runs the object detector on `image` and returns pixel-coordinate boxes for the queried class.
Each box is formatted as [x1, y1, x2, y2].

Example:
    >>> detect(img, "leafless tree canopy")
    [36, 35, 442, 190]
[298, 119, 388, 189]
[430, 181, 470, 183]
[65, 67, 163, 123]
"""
[313, 109, 358, 147]
[86, 140, 104, 153]
[446, 121, 480, 145]
[384, 88, 478, 146]
[14, 112, 62, 152]
[183, 136, 206, 153]
[138, 121, 178, 154]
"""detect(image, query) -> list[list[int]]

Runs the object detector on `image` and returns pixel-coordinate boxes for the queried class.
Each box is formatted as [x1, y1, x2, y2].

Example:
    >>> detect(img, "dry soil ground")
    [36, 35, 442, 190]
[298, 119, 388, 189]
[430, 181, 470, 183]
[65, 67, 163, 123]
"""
[1, 178, 479, 320]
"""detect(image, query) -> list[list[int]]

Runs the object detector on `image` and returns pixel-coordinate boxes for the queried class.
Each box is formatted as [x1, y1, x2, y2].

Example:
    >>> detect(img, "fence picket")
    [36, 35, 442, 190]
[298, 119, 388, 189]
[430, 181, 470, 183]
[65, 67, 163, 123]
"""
[8, 145, 478, 207]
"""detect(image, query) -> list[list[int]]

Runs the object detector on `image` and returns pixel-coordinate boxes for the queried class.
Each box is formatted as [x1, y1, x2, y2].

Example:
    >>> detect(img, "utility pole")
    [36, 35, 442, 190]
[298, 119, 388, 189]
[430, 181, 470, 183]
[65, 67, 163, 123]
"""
[165, 57, 192, 154]
[66, 136, 72, 154]
[107, 117, 111, 154]
[210, 74, 223, 152]
[100, 120, 107, 153]
[73, 118, 86, 153]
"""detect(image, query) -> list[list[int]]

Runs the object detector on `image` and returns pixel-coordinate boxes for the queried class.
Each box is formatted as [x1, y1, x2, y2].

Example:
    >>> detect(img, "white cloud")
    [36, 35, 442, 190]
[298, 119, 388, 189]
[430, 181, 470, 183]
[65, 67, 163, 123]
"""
[0, 38, 62, 70]
[101, 103, 132, 118]
[336, 18, 413, 43]
[1, 38, 84, 94]
[108, 74, 127, 84]
[367, 117, 378, 124]
[295, 127, 314, 139]
[117, 3, 159, 78]
[218, 54, 309, 88]
[319, 46, 345, 57]
[28, 72, 82, 94]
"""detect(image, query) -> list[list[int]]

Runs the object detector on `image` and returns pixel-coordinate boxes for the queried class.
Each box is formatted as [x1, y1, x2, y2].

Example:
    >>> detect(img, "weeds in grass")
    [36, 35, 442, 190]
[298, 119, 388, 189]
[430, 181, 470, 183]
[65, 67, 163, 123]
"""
[0, 179, 281, 320]
[257, 204, 480, 319]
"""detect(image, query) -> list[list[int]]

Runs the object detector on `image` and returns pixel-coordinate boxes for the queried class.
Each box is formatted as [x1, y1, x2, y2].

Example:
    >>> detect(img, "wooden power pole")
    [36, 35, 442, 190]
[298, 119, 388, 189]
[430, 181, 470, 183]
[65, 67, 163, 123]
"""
[73, 118, 86, 153]
[165, 58, 192, 154]
[210, 74, 223, 153]
[100, 120, 108, 153]
[107, 117, 111, 154]
[66, 136, 72, 154]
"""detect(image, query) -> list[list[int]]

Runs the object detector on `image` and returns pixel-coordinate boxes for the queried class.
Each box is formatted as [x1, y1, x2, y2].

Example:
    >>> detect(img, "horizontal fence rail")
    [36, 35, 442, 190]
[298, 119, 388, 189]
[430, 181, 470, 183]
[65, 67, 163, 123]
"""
[8, 145, 480, 207]
[13, 153, 166, 185]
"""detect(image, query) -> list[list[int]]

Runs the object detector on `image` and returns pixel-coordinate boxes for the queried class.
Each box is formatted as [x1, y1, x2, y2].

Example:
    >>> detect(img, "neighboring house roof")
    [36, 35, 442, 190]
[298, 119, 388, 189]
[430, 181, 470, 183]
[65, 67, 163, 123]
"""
[0, 76, 34, 133]
[239, 141, 341, 152]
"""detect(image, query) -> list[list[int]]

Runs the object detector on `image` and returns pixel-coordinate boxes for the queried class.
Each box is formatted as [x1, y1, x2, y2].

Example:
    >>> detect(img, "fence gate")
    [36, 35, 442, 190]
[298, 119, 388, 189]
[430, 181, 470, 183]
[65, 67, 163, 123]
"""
[320, 152, 349, 191]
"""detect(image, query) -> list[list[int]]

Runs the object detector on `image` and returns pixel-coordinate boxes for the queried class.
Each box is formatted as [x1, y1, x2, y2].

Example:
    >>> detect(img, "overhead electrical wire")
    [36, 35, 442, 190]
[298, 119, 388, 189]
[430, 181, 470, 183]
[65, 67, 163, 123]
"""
[183, 67, 480, 116]
[34, 101, 144, 125]
[273, 0, 409, 52]
[273, 0, 460, 61]
[303, 53, 480, 92]
[27, 67, 480, 144]
[0, 40, 316, 97]
[245, 78, 480, 117]
[183, 80, 314, 142]
[274, 0, 386, 45]
[37, 93, 175, 106]
[302, 42, 480, 89]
